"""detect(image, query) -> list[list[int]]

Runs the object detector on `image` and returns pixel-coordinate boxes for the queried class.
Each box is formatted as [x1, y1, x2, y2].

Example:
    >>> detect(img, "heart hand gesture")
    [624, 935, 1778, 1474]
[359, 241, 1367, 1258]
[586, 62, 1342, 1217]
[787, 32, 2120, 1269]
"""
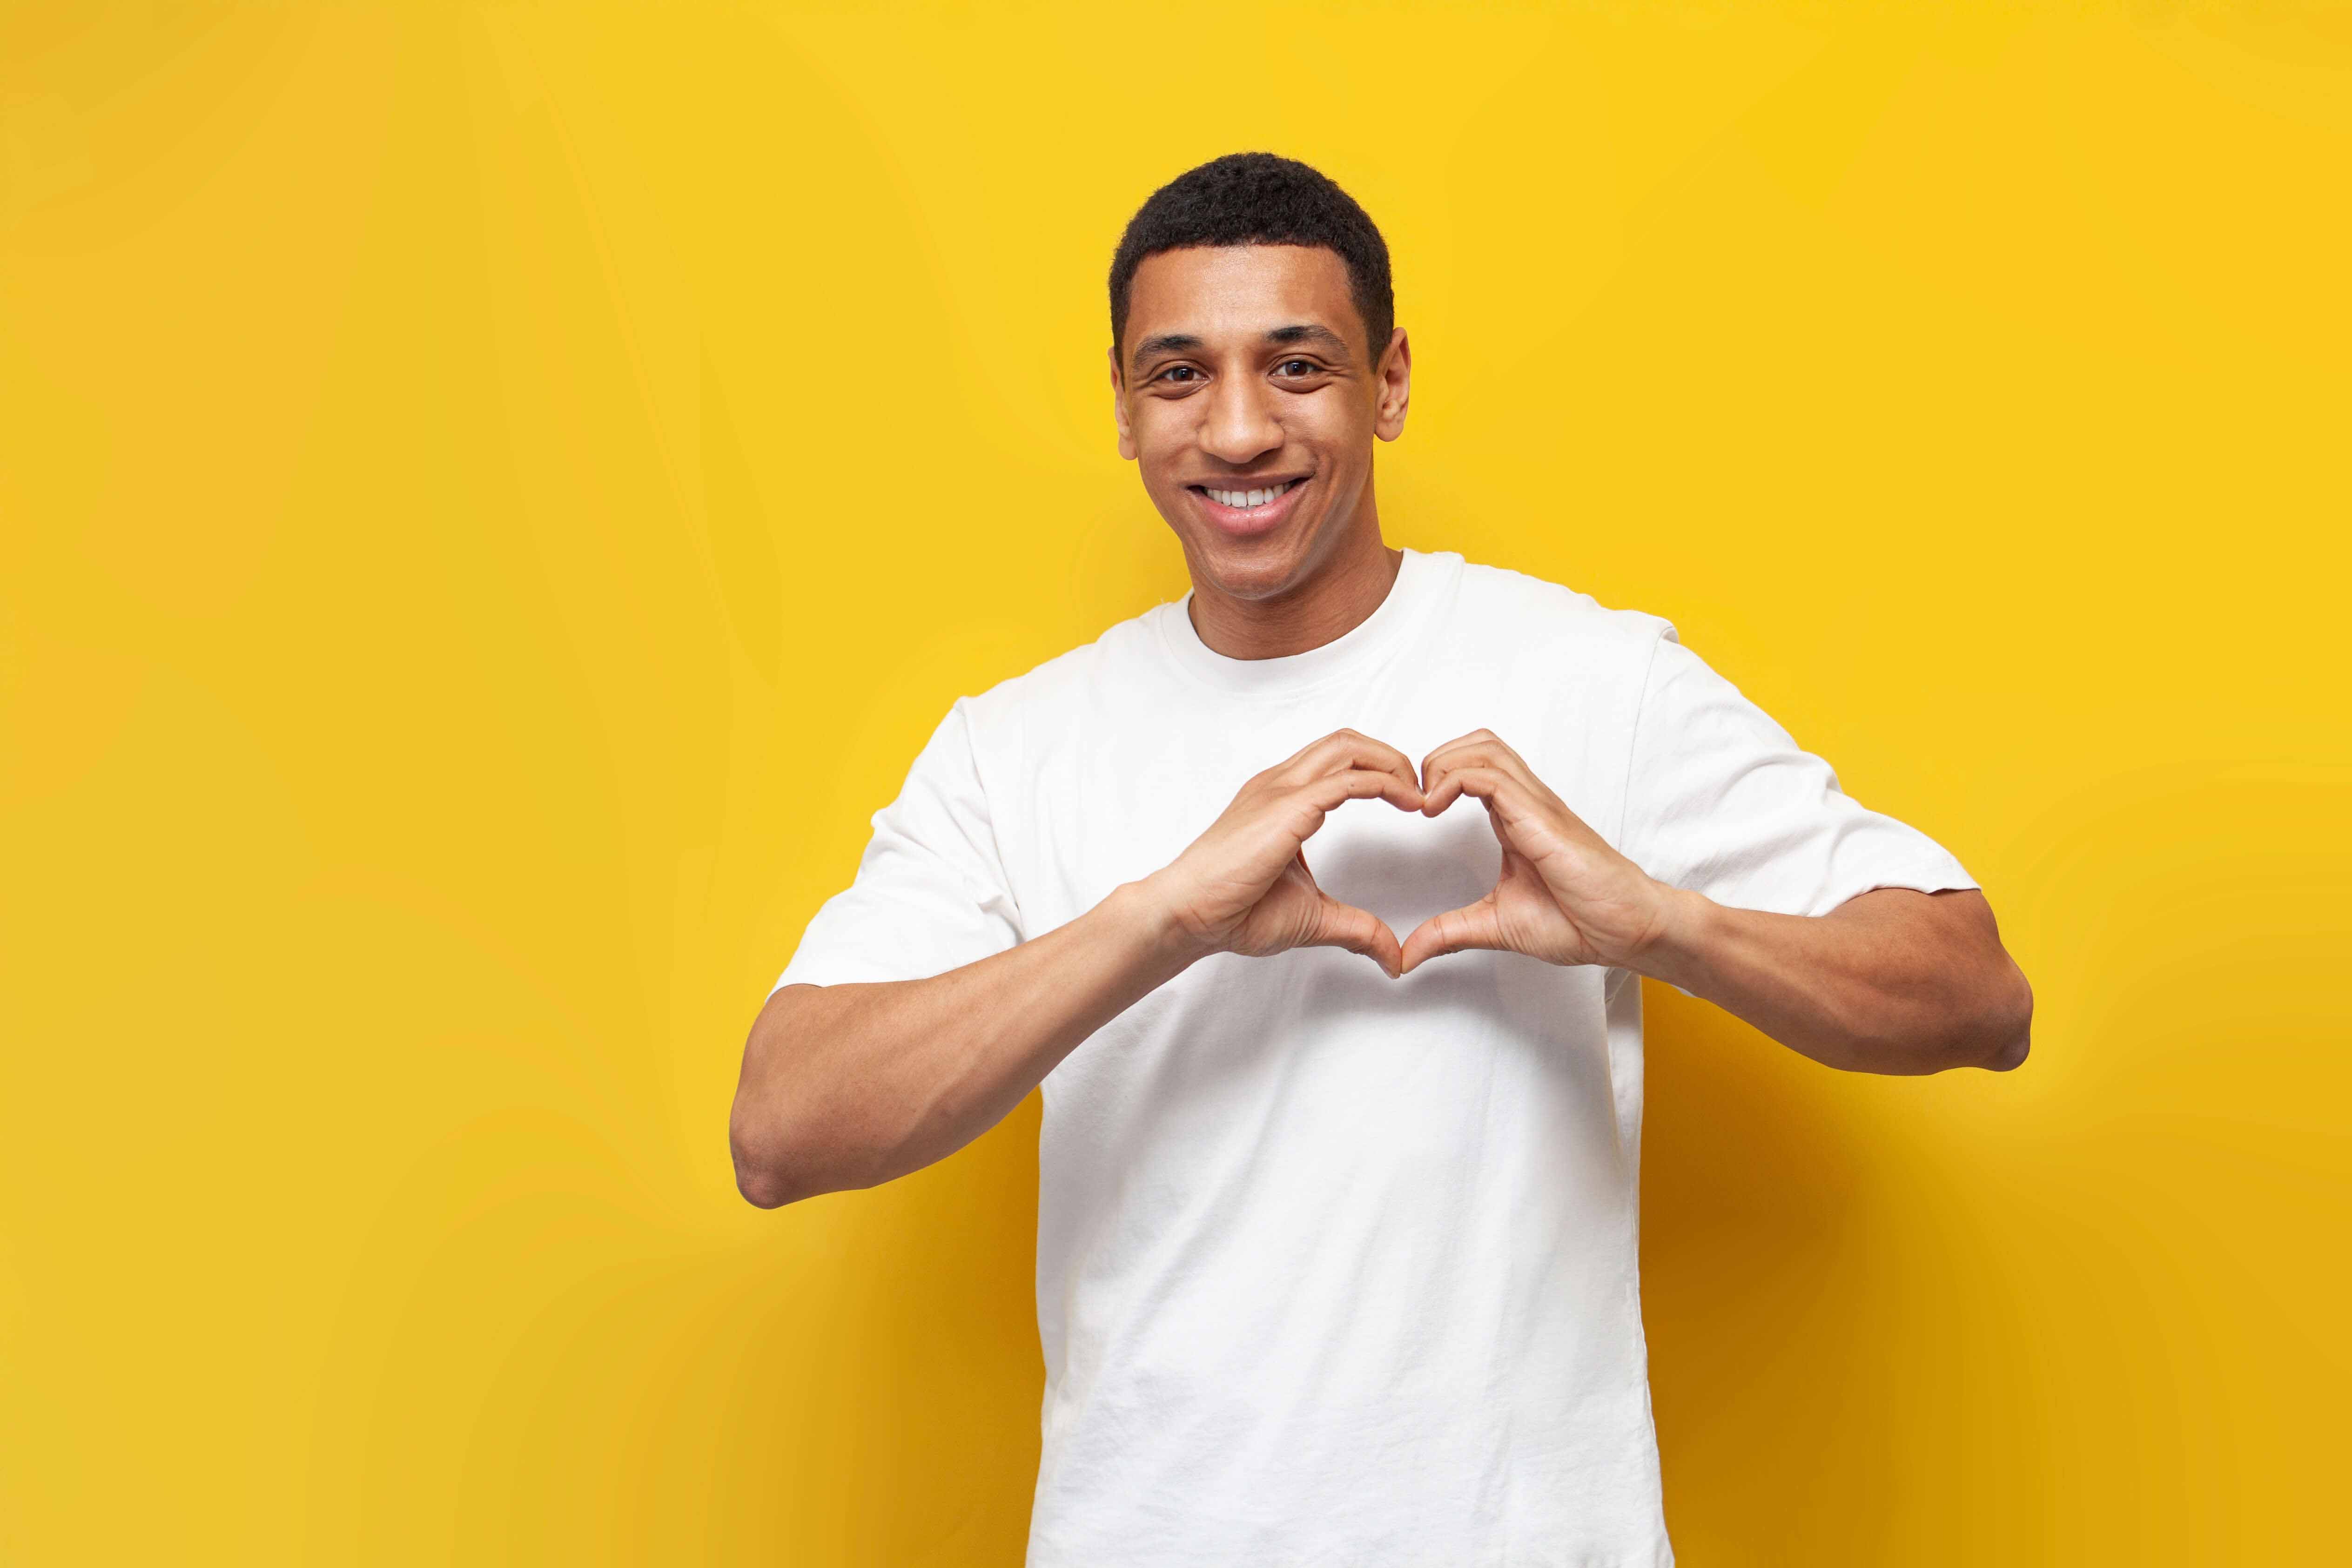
[1398, 729, 1679, 975]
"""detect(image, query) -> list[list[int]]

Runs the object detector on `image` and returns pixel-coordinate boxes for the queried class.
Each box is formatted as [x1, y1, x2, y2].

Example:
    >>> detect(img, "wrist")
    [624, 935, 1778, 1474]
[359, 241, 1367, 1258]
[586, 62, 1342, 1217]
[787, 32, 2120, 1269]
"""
[1623, 882, 1720, 989]
[1100, 875, 1216, 978]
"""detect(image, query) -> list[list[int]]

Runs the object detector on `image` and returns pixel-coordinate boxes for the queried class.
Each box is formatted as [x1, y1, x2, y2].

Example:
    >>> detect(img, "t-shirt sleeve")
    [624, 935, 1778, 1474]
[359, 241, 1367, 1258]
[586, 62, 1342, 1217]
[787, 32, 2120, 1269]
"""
[1616, 627, 1976, 919]
[772, 699, 1024, 993]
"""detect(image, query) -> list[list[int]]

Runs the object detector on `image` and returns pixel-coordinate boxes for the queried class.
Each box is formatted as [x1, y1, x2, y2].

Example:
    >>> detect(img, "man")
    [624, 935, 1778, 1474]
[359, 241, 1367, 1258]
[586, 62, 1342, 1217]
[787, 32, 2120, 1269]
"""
[732, 153, 2032, 1566]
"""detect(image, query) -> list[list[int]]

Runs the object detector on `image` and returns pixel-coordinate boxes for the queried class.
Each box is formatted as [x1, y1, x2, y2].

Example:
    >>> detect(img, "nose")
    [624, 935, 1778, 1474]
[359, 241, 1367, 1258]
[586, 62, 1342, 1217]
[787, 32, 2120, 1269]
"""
[1198, 371, 1284, 466]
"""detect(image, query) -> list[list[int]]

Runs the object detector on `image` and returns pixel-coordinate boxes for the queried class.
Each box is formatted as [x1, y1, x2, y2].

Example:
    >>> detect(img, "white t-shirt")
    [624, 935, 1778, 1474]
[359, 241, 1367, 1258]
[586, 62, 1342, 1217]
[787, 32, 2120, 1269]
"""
[775, 549, 1974, 1567]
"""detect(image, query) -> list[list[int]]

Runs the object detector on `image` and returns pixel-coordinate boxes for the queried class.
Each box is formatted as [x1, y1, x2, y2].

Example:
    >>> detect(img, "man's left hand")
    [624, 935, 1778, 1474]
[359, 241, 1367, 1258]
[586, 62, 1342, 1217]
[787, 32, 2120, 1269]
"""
[1398, 729, 1681, 975]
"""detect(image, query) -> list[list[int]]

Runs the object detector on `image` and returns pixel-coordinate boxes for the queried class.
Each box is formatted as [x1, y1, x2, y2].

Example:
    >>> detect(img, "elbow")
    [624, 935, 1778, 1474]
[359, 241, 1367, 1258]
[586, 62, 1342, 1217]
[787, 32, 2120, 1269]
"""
[732, 1132, 845, 1210]
[731, 1109, 867, 1209]
[730, 1116, 803, 1209]
[1972, 961, 2035, 1073]
[736, 1168, 801, 1211]
[729, 998, 833, 1209]
[1860, 956, 2032, 1076]
[729, 1092, 879, 1210]
[729, 1077, 828, 1209]
[735, 1170, 793, 1210]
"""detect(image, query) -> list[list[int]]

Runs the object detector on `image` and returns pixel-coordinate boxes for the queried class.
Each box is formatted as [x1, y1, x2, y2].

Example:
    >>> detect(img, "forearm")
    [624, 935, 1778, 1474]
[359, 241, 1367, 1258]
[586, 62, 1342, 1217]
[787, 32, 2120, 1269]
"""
[1635, 886, 2033, 1075]
[730, 881, 1199, 1207]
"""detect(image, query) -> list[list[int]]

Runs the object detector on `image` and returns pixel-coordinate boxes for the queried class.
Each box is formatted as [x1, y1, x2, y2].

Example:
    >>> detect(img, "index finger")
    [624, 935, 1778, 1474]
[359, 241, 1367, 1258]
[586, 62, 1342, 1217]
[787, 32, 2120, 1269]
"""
[1419, 728, 1539, 795]
[1294, 766, 1428, 820]
[1273, 728, 1423, 801]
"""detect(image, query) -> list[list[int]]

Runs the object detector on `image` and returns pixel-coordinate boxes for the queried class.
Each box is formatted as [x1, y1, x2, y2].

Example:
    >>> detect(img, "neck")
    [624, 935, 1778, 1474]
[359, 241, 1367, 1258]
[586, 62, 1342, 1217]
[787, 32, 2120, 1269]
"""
[1185, 519, 1402, 661]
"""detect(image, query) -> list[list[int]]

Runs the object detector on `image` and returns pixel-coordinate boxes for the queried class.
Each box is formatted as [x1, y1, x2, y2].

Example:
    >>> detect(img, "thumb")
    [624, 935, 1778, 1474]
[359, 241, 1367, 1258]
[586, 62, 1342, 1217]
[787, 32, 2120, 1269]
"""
[1399, 899, 1506, 975]
[1303, 894, 1403, 979]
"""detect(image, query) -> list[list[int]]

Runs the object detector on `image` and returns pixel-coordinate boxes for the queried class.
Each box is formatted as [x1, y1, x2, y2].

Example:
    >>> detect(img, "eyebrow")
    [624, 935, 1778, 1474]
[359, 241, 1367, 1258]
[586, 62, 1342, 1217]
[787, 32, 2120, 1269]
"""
[1130, 323, 1352, 369]
[1132, 332, 1204, 366]
[1266, 323, 1351, 357]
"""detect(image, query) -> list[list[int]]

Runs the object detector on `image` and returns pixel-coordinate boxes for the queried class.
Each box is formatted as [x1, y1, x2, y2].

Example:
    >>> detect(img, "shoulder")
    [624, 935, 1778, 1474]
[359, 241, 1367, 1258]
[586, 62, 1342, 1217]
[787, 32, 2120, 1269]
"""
[1446, 554, 1678, 671]
[948, 600, 1176, 738]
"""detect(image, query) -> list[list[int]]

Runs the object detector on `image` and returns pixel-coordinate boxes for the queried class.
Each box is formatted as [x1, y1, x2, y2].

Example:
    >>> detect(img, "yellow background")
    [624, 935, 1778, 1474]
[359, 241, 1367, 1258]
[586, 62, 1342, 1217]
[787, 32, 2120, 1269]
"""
[4, 1, 2347, 1562]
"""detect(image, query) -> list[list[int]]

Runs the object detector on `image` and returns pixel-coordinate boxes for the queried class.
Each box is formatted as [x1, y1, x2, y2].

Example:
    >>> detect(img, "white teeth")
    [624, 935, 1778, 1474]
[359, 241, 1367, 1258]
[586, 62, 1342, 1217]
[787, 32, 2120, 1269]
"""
[1206, 481, 1296, 510]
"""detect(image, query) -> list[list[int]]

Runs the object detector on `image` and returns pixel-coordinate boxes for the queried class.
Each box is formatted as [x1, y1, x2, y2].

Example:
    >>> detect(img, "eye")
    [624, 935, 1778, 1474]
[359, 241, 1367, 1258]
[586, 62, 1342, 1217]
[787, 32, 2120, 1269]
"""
[1154, 364, 1204, 384]
[1273, 358, 1317, 377]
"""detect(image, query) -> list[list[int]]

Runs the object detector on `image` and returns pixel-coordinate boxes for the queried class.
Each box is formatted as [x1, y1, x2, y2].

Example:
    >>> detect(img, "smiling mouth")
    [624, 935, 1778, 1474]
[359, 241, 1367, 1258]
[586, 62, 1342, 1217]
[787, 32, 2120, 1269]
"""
[1189, 478, 1306, 514]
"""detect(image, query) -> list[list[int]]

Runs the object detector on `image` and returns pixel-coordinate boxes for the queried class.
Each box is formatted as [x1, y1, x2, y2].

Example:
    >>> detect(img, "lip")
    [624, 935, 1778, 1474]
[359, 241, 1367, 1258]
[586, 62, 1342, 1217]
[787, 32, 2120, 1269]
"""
[1185, 476, 1310, 539]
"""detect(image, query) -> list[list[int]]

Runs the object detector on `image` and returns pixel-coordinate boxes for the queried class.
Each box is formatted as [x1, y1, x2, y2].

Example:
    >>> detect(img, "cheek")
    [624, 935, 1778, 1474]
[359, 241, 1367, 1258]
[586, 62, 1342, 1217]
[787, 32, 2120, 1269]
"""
[1292, 393, 1370, 457]
[1129, 406, 1194, 475]
[1289, 435, 1357, 492]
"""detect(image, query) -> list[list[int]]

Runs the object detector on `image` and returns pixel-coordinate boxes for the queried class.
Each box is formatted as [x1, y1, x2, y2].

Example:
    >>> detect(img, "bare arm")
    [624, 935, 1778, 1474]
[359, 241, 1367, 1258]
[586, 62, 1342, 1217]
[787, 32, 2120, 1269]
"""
[731, 731, 1426, 1208]
[732, 886, 1190, 1208]
[1641, 885, 2030, 1073]
[1398, 730, 2032, 1074]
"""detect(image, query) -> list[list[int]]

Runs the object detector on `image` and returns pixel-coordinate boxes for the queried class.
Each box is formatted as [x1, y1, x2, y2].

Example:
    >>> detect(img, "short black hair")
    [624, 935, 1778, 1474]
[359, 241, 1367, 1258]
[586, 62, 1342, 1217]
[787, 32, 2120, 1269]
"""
[1109, 152, 1393, 363]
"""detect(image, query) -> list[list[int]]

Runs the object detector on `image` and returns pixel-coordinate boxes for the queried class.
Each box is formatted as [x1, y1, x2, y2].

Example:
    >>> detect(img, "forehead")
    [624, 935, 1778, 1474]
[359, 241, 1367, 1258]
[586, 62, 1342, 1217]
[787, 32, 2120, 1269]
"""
[1125, 244, 1364, 356]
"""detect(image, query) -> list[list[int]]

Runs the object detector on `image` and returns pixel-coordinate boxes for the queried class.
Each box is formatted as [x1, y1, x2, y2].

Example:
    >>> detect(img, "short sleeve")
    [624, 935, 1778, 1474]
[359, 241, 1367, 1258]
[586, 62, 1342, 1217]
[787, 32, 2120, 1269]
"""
[1617, 628, 1976, 919]
[772, 700, 1024, 993]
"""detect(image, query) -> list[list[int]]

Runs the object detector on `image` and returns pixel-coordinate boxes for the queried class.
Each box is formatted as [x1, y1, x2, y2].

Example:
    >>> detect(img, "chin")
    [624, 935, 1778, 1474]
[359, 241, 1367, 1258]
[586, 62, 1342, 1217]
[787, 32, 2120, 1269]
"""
[1155, 493, 1336, 605]
[1183, 532, 1324, 603]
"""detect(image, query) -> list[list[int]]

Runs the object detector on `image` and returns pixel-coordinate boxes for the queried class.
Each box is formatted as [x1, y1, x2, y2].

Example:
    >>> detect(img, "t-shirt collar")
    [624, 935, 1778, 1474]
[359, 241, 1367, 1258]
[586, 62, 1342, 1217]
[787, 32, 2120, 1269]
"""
[1152, 548, 1460, 696]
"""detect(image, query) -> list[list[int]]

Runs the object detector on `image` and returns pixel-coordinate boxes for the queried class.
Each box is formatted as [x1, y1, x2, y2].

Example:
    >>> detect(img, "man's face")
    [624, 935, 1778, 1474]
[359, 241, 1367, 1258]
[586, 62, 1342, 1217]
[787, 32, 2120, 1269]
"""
[1113, 244, 1409, 604]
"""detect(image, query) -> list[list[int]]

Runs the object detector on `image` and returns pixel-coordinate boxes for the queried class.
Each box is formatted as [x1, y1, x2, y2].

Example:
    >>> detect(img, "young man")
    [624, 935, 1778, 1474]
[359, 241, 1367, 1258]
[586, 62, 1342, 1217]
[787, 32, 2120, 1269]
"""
[732, 153, 2032, 1566]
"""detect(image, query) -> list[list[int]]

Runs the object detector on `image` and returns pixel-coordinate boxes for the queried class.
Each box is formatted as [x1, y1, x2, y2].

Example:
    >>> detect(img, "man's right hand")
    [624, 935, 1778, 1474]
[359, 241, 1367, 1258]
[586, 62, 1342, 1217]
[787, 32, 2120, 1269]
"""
[1141, 729, 1425, 978]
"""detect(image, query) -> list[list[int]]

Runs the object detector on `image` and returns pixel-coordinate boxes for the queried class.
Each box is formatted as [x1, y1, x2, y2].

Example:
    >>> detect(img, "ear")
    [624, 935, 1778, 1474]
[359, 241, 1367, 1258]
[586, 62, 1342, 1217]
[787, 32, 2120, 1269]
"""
[1373, 327, 1411, 443]
[1108, 344, 1137, 462]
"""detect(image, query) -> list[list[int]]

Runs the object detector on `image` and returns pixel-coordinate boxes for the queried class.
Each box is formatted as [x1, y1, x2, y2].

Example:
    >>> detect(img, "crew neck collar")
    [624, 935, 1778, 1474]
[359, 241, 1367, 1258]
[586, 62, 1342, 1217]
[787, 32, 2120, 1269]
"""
[1153, 548, 1461, 696]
